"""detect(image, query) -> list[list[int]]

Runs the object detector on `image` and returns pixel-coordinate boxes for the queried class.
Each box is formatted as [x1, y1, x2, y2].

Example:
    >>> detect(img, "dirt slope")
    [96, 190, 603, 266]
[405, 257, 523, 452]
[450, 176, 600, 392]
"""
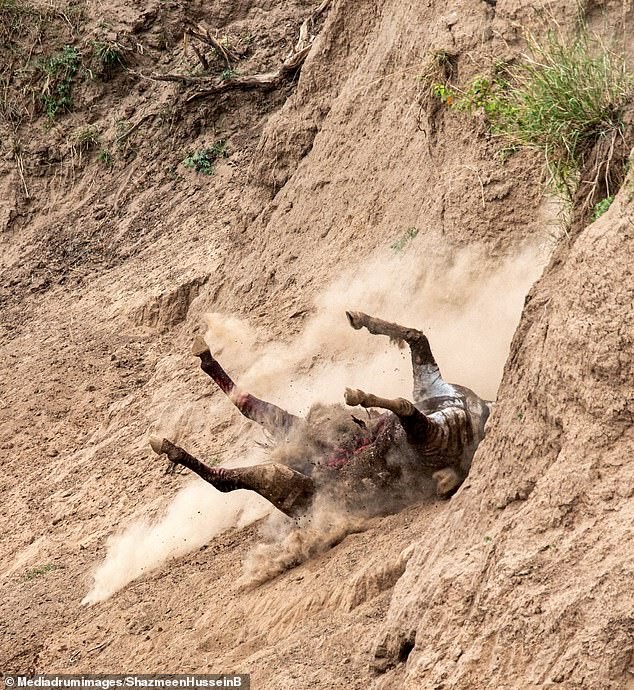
[1, 0, 632, 687]
[373, 187, 634, 689]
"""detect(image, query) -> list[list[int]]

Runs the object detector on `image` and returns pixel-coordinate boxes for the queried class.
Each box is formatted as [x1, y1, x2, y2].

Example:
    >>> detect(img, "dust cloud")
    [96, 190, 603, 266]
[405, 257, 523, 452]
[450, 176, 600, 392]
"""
[83, 236, 549, 603]
[82, 474, 271, 605]
[238, 495, 371, 590]
[227, 236, 548, 407]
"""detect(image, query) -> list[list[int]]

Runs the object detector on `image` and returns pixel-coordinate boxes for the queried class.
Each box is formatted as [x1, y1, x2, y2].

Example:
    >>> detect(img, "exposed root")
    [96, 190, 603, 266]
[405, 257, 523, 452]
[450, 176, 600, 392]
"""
[146, 0, 331, 103]
[570, 124, 631, 233]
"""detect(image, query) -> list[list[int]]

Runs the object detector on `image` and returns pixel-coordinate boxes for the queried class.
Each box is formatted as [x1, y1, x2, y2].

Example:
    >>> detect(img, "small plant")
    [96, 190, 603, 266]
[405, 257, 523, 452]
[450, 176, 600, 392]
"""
[432, 82, 455, 107]
[591, 195, 614, 220]
[98, 148, 113, 166]
[183, 140, 228, 175]
[24, 563, 60, 580]
[41, 44, 80, 118]
[240, 32, 254, 46]
[391, 227, 419, 253]
[220, 67, 237, 82]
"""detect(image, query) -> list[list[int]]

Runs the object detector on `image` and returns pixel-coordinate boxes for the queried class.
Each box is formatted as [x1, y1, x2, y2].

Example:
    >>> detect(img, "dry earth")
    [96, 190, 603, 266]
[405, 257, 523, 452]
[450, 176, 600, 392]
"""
[1, 0, 633, 688]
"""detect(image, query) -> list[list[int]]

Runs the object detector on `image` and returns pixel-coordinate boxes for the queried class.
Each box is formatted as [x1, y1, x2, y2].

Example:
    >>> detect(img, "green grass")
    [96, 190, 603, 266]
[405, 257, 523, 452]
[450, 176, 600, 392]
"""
[41, 44, 80, 118]
[433, 31, 633, 218]
[183, 140, 228, 175]
[391, 227, 419, 252]
[488, 34, 632, 197]
[220, 68, 237, 82]
[592, 195, 614, 219]
[98, 148, 113, 166]
[24, 563, 60, 580]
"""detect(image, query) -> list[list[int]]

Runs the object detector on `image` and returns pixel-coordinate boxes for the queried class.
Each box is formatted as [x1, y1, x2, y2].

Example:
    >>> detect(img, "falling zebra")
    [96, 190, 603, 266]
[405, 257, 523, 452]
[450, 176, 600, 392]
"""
[150, 312, 493, 517]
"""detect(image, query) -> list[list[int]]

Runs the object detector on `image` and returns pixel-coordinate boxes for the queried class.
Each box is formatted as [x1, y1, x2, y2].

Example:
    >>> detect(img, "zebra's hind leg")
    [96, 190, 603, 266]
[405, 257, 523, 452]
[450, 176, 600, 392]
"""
[345, 311, 456, 404]
[149, 436, 315, 517]
[192, 335, 301, 440]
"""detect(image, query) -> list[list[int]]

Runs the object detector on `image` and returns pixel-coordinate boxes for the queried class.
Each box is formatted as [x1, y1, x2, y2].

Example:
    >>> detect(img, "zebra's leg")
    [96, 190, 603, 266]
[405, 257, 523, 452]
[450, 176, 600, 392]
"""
[344, 388, 429, 446]
[344, 387, 471, 474]
[345, 311, 456, 403]
[192, 336, 301, 440]
[149, 437, 315, 517]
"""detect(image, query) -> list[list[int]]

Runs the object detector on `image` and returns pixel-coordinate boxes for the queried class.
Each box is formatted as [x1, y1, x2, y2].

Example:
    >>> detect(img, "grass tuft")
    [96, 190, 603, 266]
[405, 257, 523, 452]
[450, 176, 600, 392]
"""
[24, 563, 60, 580]
[91, 40, 125, 78]
[488, 33, 632, 199]
[433, 31, 633, 225]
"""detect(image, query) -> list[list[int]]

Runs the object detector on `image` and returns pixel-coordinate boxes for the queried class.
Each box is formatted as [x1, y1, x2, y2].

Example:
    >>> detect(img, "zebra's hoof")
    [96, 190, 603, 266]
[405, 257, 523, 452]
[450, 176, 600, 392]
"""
[344, 387, 366, 406]
[192, 335, 210, 357]
[149, 436, 166, 455]
[346, 311, 366, 330]
[432, 467, 462, 498]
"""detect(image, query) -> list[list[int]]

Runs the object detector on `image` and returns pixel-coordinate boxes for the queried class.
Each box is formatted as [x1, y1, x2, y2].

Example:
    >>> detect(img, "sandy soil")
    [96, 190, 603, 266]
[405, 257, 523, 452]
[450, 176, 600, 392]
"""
[1, 0, 633, 688]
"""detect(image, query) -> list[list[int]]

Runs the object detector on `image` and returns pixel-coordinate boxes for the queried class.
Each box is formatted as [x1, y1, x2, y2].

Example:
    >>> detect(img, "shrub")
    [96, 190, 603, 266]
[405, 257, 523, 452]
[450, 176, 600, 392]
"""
[41, 44, 80, 118]
[391, 227, 419, 252]
[24, 563, 60, 580]
[183, 140, 228, 175]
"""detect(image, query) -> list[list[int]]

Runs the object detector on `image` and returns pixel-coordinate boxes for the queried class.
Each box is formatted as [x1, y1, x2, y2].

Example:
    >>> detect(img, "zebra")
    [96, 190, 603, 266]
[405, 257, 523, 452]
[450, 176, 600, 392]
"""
[150, 312, 493, 518]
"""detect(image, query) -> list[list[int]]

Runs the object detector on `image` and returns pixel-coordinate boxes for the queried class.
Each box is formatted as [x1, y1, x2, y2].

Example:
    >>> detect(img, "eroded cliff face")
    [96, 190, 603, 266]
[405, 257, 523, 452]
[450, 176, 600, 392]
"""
[1, 0, 632, 686]
[374, 188, 634, 688]
[373, 185, 634, 688]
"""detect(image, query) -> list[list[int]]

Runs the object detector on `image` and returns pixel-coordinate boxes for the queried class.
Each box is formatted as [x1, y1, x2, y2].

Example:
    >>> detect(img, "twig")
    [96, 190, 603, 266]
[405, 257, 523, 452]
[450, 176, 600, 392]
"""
[185, 22, 239, 68]
[189, 41, 209, 71]
[15, 149, 30, 199]
[87, 640, 110, 654]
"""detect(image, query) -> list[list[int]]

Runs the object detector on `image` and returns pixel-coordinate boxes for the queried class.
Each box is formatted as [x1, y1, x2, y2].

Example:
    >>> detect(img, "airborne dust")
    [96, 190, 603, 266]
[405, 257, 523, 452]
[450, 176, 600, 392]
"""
[83, 237, 548, 604]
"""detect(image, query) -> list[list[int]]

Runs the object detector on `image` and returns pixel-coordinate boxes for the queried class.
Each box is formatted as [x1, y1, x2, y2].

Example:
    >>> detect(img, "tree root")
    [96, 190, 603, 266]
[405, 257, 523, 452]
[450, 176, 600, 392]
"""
[145, 0, 331, 103]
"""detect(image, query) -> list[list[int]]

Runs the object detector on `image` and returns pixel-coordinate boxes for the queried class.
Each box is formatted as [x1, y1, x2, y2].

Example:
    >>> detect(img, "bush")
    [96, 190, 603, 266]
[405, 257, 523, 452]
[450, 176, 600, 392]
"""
[433, 31, 633, 220]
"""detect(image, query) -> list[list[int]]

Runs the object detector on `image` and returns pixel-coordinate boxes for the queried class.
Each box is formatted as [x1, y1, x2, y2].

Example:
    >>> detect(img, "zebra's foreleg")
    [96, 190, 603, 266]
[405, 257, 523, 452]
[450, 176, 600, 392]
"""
[192, 336, 301, 440]
[345, 311, 456, 404]
[344, 388, 429, 446]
